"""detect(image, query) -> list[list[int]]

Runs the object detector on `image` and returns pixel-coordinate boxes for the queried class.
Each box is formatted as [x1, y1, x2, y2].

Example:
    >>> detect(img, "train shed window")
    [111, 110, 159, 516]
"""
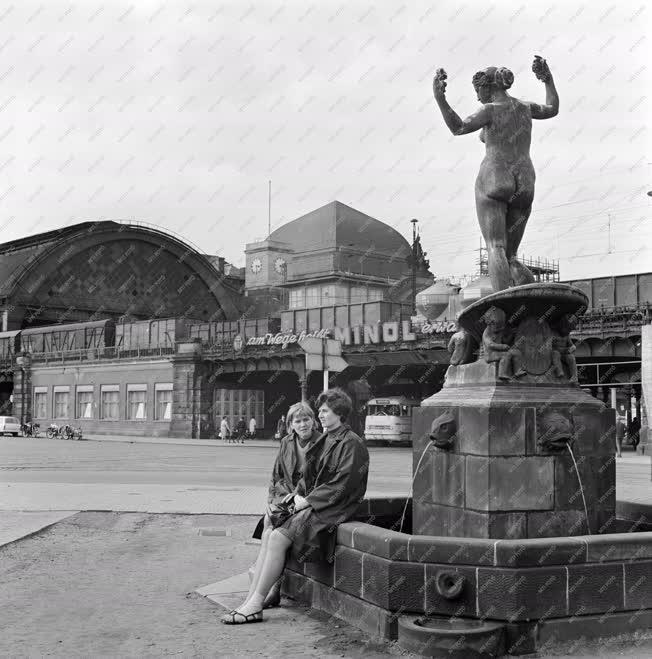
[127, 384, 147, 420]
[100, 384, 120, 420]
[154, 383, 173, 421]
[76, 385, 94, 419]
[33, 386, 47, 419]
[53, 386, 70, 419]
[213, 388, 264, 430]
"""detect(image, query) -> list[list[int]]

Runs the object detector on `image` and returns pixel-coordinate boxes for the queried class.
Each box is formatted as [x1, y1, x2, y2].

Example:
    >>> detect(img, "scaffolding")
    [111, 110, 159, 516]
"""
[477, 247, 559, 282]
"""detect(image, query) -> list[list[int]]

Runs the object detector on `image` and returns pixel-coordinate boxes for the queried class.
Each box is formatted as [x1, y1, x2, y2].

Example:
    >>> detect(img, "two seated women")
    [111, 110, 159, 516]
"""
[221, 388, 369, 625]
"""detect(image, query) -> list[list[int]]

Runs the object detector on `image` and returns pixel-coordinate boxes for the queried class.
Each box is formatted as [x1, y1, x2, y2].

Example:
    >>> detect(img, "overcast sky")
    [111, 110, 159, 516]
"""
[2, 0, 650, 280]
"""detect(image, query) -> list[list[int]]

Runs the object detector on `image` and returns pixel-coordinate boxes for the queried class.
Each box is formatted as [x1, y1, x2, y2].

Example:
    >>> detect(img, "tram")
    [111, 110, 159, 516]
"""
[364, 396, 420, 444]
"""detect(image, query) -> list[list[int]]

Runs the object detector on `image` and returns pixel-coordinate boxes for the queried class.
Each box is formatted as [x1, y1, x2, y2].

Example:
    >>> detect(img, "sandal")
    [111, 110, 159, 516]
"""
[263, 591, 281, 609]
[221, 610, 263, 625]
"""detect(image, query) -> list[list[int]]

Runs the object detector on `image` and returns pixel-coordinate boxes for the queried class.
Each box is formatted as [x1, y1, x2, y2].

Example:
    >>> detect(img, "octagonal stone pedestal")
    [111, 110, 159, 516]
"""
[413, 360, 616, 539]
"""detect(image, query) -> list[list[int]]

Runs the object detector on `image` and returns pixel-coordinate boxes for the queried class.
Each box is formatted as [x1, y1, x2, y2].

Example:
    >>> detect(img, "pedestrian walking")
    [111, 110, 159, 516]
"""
[248, 416, 257, 440]
[219, 416, 231, 443]
[235, 417, 246, 443]
[628, 416, 641, 450]
[615, 415, 625, 458]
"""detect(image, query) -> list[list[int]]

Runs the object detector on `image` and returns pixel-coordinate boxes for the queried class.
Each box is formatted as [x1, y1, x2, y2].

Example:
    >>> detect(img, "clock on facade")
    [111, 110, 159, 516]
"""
[250, 257, 262, 274]
[274, 257, 286, 274]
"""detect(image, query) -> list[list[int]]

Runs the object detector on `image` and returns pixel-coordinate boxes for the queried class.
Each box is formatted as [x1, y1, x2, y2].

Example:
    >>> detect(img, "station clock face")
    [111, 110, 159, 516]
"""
[251, 257, 262, 274]
[274, 257, 286, 274]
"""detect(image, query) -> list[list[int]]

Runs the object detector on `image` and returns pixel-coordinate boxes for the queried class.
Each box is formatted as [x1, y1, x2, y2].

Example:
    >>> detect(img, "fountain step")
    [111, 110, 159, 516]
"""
[397, 615, 505, 658]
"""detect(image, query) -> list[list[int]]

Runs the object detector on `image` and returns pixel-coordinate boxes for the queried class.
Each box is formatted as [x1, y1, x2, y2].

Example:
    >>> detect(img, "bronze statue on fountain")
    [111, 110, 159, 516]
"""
[431, 56, 583, 385]
[411, 55, 615, 542]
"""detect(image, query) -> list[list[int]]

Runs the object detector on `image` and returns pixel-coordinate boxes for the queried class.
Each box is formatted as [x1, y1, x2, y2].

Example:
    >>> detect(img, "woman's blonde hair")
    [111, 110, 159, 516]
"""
[286, 401, 316, 433]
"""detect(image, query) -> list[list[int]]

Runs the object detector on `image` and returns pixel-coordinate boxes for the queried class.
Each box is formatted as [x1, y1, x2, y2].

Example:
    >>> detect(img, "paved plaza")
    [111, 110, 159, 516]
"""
[0, 435, 649, 546]
[1, 434, 651, 659]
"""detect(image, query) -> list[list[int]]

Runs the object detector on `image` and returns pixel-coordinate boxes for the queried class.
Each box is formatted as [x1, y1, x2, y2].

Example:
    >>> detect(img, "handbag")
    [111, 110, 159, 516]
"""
[268, 499, 296, 528]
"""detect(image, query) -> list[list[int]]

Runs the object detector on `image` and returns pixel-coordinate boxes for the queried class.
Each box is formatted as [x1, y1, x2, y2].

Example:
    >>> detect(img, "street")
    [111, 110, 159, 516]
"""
[0, 436, 413, 514]
[0, 436, 649, 515]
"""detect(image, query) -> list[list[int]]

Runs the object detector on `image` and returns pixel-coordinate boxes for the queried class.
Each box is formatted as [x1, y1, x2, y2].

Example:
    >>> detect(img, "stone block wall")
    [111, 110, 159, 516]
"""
[283, 520, 652, 652]
[412, 385, 616, 539]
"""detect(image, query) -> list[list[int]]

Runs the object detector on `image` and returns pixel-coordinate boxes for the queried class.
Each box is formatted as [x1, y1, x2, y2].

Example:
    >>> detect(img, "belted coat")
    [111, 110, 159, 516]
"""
[258, 424, 370, 562]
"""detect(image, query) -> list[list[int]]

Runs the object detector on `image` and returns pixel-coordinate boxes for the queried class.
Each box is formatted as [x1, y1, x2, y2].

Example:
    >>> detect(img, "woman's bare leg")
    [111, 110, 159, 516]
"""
[225, 529, 292, 618]
[476, 193, 510, 292]
[506, 202, 535, 285]
[242, 525, 273, 607]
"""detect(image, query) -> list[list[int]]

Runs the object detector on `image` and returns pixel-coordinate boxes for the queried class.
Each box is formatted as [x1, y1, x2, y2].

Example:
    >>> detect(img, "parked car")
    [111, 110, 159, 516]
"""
[0, 416, 21, 436]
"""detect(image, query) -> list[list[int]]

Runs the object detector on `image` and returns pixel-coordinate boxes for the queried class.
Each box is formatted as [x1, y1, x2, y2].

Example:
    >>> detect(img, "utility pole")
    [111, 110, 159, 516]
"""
[268, 180, 271, 237]
[411, 218, 418, 316]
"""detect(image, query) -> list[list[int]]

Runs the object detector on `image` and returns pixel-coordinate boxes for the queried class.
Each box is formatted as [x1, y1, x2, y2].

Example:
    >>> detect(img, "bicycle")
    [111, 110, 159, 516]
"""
[21, 422, 41, 437]
[47, 423, 83, 440]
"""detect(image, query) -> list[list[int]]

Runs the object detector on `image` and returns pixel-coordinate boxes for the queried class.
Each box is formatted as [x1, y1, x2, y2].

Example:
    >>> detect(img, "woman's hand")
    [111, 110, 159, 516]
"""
[433, 68, 447, 99]
[532, 55, 552, 83]
[293, 494, 310, 511]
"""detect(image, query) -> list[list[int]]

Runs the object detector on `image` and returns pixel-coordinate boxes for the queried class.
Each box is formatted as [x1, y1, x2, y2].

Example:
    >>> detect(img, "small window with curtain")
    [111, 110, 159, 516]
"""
[76, 391, 93, 419]
[33, 388, 47, 419]
[154, 383, 173, 421]
[100, 385, 120, 420]
[127, 385, 147, 421]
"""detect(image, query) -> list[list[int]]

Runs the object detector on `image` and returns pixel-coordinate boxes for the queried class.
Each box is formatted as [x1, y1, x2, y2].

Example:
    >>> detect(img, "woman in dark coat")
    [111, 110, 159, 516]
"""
[221, 388, 370, 625]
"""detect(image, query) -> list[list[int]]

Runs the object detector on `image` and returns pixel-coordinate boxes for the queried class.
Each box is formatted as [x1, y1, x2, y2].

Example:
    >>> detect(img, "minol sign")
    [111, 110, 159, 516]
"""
[245, 320, 455, 349]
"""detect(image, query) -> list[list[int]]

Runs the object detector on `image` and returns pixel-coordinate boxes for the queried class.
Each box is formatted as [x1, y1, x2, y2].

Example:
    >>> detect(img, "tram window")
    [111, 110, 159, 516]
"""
[371, 404, 401, 416]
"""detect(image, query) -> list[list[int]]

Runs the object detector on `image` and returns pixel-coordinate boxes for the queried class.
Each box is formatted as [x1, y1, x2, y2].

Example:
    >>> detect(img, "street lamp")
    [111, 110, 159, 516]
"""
[411, 219, 419, 316]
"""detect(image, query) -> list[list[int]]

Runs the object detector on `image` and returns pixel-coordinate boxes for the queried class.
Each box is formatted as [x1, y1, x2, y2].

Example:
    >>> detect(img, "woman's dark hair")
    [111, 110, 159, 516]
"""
[316, 388, 352, 422]
[472, 66, 514, 91]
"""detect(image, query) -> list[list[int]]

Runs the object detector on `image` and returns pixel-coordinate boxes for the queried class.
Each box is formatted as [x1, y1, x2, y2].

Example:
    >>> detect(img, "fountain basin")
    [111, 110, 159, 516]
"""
[282, 500, 652, 656]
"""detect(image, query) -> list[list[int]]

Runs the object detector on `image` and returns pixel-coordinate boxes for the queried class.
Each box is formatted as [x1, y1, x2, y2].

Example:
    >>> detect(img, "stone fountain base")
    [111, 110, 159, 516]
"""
[282, 512, 652, 656]
[412, 367, 616, 540]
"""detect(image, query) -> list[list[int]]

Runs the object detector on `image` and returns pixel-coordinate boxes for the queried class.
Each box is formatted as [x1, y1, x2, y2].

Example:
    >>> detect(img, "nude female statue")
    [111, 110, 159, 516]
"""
[433, 56, 559, 292]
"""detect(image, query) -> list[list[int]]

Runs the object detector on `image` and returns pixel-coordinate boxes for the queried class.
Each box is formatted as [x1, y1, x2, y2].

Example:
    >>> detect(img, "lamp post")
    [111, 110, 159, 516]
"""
[15, 355, 27, 427]
[411, 219, 419, 316]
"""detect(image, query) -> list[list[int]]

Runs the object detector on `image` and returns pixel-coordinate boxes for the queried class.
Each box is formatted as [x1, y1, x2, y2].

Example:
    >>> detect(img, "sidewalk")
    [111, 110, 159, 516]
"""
[82, 433, 279, 448]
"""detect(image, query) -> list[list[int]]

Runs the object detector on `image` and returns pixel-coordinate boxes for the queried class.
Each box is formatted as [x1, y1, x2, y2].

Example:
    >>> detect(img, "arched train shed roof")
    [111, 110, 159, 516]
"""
[0, 221, 243, 328]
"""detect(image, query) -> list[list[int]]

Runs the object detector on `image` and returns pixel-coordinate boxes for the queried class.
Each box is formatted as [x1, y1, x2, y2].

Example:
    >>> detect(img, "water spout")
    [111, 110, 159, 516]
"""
[400, 441, 432, 533]
[566, 443, 591, 535]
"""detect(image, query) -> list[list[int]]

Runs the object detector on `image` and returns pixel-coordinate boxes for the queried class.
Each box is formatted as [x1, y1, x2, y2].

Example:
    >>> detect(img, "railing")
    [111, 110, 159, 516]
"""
[574, 304, 651, 334]
[29, 346, 175, 365]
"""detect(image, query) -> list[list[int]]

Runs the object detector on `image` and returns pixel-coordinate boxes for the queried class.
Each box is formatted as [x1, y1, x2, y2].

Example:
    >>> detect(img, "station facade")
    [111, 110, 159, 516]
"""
[0, 205, 650, 448]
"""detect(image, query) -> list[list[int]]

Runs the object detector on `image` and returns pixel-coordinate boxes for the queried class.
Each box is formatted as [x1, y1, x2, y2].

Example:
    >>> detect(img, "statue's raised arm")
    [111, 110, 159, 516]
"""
[530, 55, 559, 119]
[432, 68, 489, 137]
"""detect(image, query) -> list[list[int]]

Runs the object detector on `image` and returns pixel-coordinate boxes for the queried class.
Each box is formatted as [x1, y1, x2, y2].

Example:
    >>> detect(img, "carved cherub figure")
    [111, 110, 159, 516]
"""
[447, 328, 476, 365]
[482, 307, 526, 380]
[552, 313, 578, 383]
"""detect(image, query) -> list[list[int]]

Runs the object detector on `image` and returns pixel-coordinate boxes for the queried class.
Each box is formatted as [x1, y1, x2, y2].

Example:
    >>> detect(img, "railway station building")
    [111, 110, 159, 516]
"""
[0, 204, 650, 450]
